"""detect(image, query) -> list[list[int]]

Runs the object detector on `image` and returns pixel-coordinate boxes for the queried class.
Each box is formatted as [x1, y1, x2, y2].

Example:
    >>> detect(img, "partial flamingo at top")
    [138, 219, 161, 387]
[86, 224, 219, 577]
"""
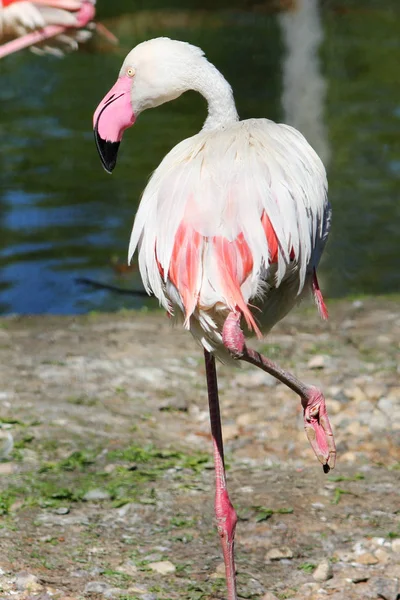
[0, 0, 117, 59]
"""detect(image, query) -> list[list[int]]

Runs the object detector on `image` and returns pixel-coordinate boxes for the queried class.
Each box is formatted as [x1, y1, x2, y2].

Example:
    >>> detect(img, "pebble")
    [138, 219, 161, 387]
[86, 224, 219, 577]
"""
[116, 560, 138, 576]
[344, 386, 366, 402]
[265, 547, 293, 561]
[370, 409, 390, 432]
[342, 568, 370, 583]
[356, 552, 379, 565]
[364, 383, 387, 401]
[261, 593, 280, 600]
[236, 412, 259, 427]
[147, 560, 176, 575]
[375, 548, 391, 564]
[378, 397, 395, 416]
[211, 562, 226, 578]
[0, 462, 15, 475]
[84, 581, 115, 596]
[15, 572, 42, 592]
[222, 423, 239, 441]
[307, 354, 328, 369]
[312, 559, 333, 582]
[326, 399, 342, 414]
[83, 489, 111, 502]
[371, 577, 400, 600]
[234, 370, 277, 388]
[54, 506, 70, 515]
[391, 539, 400, 553]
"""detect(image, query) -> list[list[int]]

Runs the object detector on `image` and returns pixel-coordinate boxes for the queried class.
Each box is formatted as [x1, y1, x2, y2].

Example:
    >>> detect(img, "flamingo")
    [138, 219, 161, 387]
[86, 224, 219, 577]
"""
[93, 37, 336, 600]
[0, 0, 116, 59]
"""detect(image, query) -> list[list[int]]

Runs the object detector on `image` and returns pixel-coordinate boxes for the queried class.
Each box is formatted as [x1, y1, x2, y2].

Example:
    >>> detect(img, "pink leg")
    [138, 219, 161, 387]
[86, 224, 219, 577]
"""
[204, 350, 238, 600]
[222, 311, 336, 472]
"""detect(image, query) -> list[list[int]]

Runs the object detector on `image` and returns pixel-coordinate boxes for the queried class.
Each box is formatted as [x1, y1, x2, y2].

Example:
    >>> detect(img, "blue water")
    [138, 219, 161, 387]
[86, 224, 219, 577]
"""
[0, 1, 399, 314]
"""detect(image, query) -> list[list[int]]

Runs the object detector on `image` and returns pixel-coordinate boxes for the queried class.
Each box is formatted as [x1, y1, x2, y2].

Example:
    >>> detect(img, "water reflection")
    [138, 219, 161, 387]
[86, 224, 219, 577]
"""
[0, 2, 399, 314]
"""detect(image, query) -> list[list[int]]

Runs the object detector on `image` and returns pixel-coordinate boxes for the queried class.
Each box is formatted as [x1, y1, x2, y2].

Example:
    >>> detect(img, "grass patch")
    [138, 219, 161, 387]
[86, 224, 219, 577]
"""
[298, 562, 316, 573]
[332, 487, 356, 505]
[0, 443, 211, 515]
[328, 473, 364, 482]
[253, 506, 294, 522]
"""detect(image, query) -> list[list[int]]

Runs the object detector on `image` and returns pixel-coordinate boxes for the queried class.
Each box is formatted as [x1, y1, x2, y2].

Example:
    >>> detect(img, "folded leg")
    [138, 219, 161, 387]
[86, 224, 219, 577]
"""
[222, 311, 336, 472]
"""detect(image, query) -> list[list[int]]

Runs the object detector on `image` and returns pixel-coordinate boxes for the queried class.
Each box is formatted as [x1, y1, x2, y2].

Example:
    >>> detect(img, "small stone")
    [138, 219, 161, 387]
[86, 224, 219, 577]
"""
[0, 462, 15, 475]
[391, 539, 400, 553]
[15, 572, 42, 592]
[307, 355, 328, 369]
[235, 370, 277, 388]
[83, 489, 111, 502]
[147, 560, 176, 575]
[378, 397, 395, 416]
[375, 548, 391, 564]
[371, 576, 400, 600]
[116, 560, 138, 576]
[261, 593, 280, 600]
[370, 409, 390, 432]
[312, 559, 333, 582]
[211, 562, 226, 579]
[364, 384, 387, 401]
[221, 423, 239, 441]
[54, 506, 70, 515]
[84, 581, 114, 595]
[236, 412, 258, 427]
[356, 552, 379, 565]
[326, 399, 342, 414]
[342, 568, 370, 583]
[265, 547, 293, 561]
[344, 386, 366, 403]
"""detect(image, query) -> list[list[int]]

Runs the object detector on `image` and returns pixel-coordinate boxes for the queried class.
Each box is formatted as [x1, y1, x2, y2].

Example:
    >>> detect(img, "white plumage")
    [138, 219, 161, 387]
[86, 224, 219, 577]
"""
[123, 39, 330, 354]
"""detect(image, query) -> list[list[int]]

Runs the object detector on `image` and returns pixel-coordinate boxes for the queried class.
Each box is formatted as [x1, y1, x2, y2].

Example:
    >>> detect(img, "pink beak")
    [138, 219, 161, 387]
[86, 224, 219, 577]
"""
[93, 75, 136, 173]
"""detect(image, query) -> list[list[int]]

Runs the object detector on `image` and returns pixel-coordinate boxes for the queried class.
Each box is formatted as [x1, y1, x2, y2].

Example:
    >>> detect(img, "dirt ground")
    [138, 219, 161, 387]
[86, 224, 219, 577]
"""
[0, 297, 399, 600]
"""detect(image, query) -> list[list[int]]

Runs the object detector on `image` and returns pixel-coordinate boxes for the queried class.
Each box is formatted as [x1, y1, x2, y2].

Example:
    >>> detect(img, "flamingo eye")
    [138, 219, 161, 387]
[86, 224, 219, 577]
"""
[127, 67, 135, 78]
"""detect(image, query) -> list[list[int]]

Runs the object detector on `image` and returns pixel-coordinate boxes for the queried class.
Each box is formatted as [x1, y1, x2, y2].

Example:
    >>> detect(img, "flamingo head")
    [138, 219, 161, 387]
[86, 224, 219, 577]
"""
[93, 37, 207, 173]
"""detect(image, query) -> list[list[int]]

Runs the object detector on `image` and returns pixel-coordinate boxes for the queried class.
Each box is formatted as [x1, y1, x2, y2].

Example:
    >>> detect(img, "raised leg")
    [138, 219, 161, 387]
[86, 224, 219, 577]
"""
[222, 311, 336, 472]
[204, 350, 238, 600]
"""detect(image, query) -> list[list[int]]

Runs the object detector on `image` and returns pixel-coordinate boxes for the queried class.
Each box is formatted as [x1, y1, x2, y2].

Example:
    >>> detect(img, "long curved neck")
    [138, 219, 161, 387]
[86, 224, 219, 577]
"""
[191, 60, 239, 130]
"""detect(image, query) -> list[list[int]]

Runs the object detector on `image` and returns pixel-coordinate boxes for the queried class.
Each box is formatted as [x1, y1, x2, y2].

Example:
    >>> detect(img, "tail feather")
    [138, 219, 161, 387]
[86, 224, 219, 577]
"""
[312, 268, 328, 320]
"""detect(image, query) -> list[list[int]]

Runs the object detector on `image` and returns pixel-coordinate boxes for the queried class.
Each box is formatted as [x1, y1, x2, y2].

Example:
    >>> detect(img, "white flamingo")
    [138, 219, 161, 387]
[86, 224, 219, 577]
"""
[0, 0, 115, 59]
[93, 37, 336, 600]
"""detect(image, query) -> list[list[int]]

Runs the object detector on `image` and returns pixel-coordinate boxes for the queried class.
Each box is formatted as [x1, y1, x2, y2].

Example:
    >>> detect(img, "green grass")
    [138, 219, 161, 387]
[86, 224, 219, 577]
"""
[252, 506, 294, 522]
[0, 443, 211, 515]
[298, 562, 316, 573]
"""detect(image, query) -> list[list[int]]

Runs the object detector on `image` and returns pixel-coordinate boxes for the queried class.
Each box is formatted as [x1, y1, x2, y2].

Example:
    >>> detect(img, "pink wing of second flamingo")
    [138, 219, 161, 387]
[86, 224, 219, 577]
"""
[0, 0, 117, 58]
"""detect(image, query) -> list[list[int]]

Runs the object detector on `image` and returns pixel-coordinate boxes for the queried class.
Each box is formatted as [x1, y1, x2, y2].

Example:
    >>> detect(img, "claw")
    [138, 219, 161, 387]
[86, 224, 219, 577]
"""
[302, 388, 336, 472]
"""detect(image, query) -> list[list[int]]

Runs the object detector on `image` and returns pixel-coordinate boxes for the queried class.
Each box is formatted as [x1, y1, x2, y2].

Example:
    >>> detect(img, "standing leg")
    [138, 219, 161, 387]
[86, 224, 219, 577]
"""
[222, 311, 336, 472]
[204, 350, 238, 600]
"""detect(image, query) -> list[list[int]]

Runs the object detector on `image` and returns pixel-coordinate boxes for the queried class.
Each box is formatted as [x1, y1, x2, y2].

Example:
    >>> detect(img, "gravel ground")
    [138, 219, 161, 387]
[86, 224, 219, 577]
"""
[0, 296, 399, 600]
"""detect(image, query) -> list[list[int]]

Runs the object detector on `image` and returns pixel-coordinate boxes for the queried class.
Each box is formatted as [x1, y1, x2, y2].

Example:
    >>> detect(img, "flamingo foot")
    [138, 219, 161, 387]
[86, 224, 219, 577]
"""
[216, 488, 238, 600]
[301, 387, 336, 472]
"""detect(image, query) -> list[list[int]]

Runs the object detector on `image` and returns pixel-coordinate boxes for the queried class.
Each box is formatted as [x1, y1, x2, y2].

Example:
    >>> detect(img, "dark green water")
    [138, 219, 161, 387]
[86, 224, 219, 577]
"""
[0, 0, 399, 314]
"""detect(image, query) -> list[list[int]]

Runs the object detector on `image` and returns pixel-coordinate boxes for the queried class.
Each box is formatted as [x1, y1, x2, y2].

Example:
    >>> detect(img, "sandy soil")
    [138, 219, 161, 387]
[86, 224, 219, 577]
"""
[0, 297, 399, 600]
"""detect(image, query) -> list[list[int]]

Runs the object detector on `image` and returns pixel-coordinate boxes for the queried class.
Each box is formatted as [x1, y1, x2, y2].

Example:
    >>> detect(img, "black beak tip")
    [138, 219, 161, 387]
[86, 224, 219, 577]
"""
[94, 127, 120, 174]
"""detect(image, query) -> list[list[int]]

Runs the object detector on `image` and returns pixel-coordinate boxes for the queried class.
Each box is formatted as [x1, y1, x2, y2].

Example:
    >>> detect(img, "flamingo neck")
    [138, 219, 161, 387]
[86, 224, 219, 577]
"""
[191, 61, 239, 131]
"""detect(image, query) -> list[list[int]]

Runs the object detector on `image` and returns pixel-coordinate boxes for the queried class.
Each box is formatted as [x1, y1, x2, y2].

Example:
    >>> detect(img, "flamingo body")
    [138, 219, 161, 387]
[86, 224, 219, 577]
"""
[128, 117, 330, 355]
